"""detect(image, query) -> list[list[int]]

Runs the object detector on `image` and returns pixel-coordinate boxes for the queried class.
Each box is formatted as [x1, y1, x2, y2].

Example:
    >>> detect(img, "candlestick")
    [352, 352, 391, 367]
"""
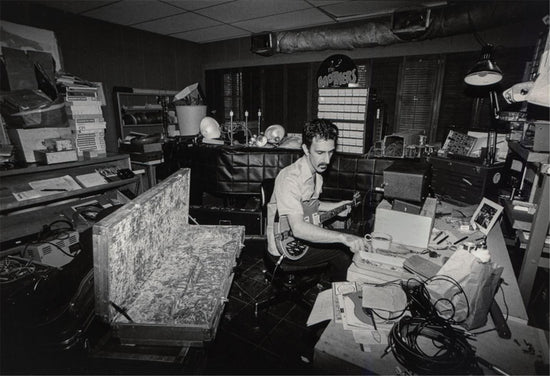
[245, 110, 249, 145]
[230, 110, 234, 145]
[257, 109, 262, 136]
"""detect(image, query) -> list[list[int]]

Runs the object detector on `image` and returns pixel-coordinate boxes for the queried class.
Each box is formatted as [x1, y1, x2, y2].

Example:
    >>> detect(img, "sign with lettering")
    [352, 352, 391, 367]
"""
[317, 54, 358, 88]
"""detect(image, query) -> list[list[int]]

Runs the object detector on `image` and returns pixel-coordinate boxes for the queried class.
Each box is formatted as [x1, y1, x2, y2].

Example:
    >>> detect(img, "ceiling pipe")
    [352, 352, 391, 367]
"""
[275, 2, 534, 54]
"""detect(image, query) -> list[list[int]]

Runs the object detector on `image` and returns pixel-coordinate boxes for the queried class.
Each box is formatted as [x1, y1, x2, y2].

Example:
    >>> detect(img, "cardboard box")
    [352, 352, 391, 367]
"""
[7, 127, 73, 163]
[93, 169, 244, 346]
[374, 197, 437, 248]
[34, 149, 78, 165]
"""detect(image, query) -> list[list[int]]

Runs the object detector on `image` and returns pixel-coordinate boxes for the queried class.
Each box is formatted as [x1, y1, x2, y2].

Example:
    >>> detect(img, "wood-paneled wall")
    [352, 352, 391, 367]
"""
[0, 2, 202, 152]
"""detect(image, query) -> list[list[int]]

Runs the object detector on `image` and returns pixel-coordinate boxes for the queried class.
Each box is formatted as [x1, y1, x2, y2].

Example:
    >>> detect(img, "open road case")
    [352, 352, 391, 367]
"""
[93, 168, 244, 347]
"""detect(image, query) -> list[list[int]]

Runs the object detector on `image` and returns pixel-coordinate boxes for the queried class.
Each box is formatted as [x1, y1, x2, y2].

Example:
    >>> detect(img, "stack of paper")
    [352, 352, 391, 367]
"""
[335, 282, 407, 350]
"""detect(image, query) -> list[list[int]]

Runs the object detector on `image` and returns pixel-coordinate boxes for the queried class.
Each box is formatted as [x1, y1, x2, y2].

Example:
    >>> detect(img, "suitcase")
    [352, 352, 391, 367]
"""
[93, 169, 244, 347]
[189, 205, 262, 235]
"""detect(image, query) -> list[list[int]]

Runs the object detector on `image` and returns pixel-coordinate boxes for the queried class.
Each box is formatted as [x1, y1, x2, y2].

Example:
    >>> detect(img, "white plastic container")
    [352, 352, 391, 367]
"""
[175, 105, 206, 136]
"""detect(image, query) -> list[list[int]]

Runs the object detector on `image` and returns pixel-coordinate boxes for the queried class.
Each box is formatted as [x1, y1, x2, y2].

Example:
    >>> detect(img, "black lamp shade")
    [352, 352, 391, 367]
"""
[464, 45, 503, 86]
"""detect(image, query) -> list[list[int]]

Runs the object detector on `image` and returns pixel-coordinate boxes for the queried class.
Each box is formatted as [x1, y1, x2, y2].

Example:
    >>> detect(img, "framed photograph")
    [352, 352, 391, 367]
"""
[471, 197, 504, 235]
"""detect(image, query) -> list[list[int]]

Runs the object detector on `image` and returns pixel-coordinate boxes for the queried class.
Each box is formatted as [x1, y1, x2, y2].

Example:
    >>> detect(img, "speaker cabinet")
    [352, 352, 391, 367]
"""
[383, 161, 430, 203]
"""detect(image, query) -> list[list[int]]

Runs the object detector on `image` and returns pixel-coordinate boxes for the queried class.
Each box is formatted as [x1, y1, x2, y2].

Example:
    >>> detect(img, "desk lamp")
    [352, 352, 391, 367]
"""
[464, 44, 503, 165]
[464, 44, 503, 86]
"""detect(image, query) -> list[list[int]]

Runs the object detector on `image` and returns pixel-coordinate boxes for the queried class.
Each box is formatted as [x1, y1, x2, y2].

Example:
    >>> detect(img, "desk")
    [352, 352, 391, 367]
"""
[315, 319, 549, 375]
[131, 159, 162, 190]
[313, 203, 548, 374]
[0, 155, 139, 251]
[0, 154, 137, 214]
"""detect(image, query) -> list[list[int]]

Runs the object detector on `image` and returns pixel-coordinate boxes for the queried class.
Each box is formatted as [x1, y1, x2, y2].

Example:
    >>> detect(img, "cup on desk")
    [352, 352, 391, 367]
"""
[364, 232, 392, 251]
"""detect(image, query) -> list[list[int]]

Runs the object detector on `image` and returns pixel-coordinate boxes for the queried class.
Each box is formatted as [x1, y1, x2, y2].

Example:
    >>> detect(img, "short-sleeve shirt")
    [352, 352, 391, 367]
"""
[267, 155, 323, 255]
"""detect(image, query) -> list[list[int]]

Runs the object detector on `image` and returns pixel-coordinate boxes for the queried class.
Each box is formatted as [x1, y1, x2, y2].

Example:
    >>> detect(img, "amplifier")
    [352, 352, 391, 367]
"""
[383, 161, 430, 203]
[24, 231, 80, 267]
[430, 156, 503, 205]
[189, 206, 262, 235]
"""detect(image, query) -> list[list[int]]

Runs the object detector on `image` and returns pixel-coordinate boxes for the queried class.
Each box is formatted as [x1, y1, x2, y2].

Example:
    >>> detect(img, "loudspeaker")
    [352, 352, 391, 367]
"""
[383, 161, 430, 203]
[251, 32, 276, 56]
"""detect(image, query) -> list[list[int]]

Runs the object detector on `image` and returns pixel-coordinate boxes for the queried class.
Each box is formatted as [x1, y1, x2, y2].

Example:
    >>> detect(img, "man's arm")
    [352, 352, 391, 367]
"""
[287, 212, 366, 254]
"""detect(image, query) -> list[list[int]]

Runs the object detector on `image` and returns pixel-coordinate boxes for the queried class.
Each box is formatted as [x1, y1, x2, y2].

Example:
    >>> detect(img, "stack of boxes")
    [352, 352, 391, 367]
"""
[62, 86, 107, 158]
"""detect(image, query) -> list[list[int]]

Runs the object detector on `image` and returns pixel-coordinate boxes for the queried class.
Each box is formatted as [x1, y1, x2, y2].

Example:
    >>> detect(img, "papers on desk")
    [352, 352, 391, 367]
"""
[14, 175, 82, 201]
[75, 172, 108, 187]
[306, 289, 333, 326]
[28, 175, 81, 192]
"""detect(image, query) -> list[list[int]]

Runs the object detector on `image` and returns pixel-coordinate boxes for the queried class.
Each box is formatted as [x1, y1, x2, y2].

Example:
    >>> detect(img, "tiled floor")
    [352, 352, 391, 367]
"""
[200, 238, 330, 375]
[2, 237, 548, 375]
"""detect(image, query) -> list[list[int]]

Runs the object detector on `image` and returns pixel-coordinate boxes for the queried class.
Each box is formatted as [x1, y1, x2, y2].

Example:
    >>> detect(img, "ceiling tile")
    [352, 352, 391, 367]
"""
[322, 1, 432, 18]
[196, 0, 312, 23]
[172, 24, 249, 43]
[82, 0, 182, 26]
[34, 0, 118, 14]
[134, 12, 221, 34]
[307, 0, 347, 6]
[234, 7, 334, 33]
[162, 0, 234, 11]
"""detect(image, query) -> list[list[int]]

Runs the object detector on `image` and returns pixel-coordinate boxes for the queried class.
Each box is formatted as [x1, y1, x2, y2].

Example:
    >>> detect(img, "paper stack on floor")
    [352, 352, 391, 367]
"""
[308, 281, 408, 352]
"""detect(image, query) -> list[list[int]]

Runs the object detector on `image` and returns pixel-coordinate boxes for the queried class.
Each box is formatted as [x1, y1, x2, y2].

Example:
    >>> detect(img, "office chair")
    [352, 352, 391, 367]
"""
[254, 179, 329, 318]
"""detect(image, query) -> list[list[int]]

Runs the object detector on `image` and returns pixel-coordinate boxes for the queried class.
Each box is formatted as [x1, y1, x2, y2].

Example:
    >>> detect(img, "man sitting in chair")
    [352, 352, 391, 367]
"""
[266, 118, 368, 281]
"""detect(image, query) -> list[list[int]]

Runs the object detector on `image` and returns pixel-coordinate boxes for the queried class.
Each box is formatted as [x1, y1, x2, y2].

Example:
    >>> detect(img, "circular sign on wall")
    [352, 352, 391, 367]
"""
[317, 54, 358, 88]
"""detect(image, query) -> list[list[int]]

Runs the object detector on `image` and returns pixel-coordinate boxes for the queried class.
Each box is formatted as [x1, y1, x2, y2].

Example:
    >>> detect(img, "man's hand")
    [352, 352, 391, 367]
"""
[340, 233, 369, 254]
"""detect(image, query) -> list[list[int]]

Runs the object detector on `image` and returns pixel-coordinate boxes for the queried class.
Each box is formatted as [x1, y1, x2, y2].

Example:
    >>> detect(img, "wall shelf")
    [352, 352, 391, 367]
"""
[0, 154, 137, 214]
[113, 87, 178, 139]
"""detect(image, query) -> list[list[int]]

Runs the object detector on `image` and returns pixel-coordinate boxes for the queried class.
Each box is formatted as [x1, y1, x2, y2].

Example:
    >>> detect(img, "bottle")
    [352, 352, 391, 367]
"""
[471, 239, 491, 263]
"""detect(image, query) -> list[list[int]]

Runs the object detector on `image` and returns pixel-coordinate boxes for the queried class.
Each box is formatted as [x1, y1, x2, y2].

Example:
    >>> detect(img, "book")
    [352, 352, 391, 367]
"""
[65, 104, 102, 115]
[69, 119, 106, 131]
[28, 175, 81, 192]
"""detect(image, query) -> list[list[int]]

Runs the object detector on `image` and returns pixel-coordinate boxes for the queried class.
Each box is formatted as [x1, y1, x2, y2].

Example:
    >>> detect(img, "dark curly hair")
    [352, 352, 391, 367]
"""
[302, 119, 338, 149]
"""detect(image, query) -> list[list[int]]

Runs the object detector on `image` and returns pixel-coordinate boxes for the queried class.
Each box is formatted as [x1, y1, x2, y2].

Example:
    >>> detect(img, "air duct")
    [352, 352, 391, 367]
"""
[272, 2, 532, 54]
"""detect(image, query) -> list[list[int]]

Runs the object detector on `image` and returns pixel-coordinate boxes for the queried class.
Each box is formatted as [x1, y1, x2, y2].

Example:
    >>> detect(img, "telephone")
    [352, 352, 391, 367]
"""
[117, 168, 135, 180]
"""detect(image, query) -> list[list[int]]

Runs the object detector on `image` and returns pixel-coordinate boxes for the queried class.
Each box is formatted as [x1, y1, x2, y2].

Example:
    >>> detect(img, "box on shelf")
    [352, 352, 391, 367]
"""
[7, 127, 73, 163]
[119, 142, 162, 154]
[128, 151, 163, 162]
[93, 169, 245, 346]
[2, 101, 68, 129]
[34, 149, 78, 165]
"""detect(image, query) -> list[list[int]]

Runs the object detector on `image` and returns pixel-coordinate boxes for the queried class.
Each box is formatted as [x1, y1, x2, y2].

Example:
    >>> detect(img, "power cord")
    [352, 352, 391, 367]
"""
[22, 219, 78, 261]
[382, 276, 477, 374]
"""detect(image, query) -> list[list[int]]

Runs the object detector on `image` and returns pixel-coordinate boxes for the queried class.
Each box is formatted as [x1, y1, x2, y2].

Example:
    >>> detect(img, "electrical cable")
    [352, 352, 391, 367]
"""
[387, 315, 477, 375]
[270, 255, 284, 284]
[383, 276, 477, 374]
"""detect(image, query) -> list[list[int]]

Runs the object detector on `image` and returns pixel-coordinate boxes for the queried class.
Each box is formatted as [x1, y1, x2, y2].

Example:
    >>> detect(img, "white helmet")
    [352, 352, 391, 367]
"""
[199, 116, 221, 139]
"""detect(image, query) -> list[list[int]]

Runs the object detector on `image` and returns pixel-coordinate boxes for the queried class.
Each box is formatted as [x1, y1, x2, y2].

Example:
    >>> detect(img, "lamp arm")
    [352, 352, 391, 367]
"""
[489, 90, 500, 119]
